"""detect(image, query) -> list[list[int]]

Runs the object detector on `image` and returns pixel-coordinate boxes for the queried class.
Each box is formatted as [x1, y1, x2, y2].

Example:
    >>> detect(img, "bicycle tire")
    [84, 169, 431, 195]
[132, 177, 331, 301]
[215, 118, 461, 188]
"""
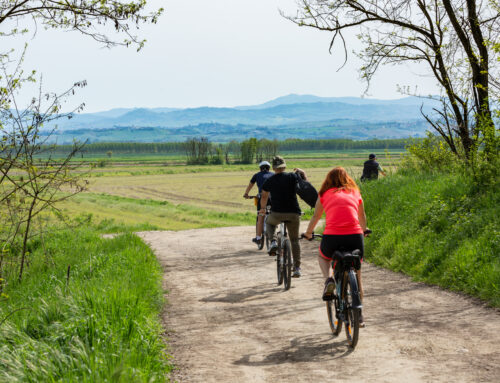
[255, 216, 264, 250]
[263, 217, 270, 251]
[326, 297, 342, 336]
[283, 238, 292, 291]
[257, 237, 264, 250]
[276, 233, 283, 285]
[343, 270, 360, 348]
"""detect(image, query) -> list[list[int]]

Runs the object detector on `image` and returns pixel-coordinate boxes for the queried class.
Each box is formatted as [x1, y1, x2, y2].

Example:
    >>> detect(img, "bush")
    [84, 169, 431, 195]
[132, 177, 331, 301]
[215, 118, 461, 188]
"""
[401, 132, 457, 172]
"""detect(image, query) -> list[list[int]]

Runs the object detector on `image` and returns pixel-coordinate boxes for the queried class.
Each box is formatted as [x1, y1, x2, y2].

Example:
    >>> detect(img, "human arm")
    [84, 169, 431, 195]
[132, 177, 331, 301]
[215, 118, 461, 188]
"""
[303, 198, 324, 239]
[358, 201, 368, 232]
[259, 190, 270, 214]
[243, 182, 255, 198]
[294, 168, 308, 181]
[378, 164, 387, 177]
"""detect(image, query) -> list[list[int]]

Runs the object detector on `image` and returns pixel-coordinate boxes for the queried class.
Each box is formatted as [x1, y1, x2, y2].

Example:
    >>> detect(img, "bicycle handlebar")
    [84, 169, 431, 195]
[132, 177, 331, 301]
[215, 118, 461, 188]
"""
[300, 233, 322, 240]
[301, 229, 372, 241]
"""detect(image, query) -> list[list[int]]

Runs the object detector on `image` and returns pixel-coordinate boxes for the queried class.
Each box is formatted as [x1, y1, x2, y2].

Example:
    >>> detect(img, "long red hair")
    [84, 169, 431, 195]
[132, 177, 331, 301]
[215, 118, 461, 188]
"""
[319, 167, 359, 196]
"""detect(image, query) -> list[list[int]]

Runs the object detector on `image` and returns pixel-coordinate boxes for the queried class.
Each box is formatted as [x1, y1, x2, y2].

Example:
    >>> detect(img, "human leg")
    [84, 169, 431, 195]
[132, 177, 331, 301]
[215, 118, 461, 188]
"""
[265, 212, 280, 242]
[266, 213, 280, 255]
[318, 256, 332, 278]
[257, 213, 265, 237]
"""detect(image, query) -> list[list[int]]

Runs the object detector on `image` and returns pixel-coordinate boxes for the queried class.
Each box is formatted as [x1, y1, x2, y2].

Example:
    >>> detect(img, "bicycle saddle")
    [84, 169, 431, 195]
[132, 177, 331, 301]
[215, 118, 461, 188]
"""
[333, 250, 362, 269]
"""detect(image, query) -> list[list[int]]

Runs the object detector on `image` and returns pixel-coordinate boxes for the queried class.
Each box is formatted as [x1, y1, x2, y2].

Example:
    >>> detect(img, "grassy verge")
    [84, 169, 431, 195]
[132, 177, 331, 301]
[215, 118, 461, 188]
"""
[0, 227, 170, 381]
[62, 193, 256, 231]
[362, 170, 500, 306]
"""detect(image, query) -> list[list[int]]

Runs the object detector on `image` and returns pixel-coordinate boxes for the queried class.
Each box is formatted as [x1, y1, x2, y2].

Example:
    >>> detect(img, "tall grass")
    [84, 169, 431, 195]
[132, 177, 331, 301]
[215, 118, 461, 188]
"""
[63, 193, 256, 231]
[362, 170, 500, 306]
[0, 227, 170, 382]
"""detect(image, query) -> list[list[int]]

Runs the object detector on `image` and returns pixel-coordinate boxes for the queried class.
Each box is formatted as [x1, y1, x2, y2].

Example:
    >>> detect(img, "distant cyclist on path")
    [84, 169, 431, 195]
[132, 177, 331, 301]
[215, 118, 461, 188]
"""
[243, 161, 274, 244]
[303, 166, 368, 326]
[259, 156, 304, 278]
[360, 153, 386, 181]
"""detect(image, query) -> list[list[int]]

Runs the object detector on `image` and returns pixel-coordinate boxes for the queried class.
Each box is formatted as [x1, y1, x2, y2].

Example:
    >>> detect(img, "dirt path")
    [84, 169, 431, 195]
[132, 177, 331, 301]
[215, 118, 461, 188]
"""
[138, 226, 500, 383]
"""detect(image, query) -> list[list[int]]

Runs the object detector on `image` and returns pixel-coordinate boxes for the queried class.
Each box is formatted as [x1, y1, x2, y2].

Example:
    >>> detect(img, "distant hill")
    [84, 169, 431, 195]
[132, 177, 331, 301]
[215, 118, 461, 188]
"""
[237, 94, 440, 109]
[45, 119, 428, 144]
[45, 94, 436, 142]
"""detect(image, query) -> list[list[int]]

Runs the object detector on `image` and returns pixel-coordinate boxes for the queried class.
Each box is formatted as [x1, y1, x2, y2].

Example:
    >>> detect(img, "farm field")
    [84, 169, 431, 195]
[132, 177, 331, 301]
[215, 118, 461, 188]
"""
[61, 152, 399, 231]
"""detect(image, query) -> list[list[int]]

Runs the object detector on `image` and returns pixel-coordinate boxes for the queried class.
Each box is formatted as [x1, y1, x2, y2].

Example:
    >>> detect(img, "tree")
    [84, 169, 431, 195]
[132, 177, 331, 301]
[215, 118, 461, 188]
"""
[259, 138, 279, 160]
[0, 0, 162, 286]
[287, 0, 499, 161]
[240, 138, 258, 164]
[184, 137, 212, 164]
[0, 77, 88, 285]
[0, 0, 163, 51]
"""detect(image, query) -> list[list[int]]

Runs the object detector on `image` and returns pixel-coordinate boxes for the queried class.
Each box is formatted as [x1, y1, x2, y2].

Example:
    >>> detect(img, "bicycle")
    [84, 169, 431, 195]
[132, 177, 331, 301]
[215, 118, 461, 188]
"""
[248, 195, 270, 250]
[302, 230, 371, 349]
[275, 221, 292, 290]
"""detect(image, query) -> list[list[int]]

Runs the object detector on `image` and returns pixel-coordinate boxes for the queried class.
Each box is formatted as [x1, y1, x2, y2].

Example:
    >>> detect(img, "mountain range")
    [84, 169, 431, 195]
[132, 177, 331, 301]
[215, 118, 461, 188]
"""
[47, 94, 437, 143]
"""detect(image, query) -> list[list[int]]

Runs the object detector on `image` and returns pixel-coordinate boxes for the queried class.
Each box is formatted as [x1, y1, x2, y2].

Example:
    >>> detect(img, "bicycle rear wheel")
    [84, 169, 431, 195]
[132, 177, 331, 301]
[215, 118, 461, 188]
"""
[256, 216, 264, 250]
[276, 233, 283, 285]
[343, 270, 360, 348]
[326, 297, 342, 336]
[283, 239, 292, 291]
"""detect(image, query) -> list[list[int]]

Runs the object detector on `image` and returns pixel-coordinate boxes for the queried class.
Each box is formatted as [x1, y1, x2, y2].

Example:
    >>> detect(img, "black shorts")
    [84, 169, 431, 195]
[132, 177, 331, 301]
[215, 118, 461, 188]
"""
[257, 197, 271, 211]
[319, 234, 364, 261]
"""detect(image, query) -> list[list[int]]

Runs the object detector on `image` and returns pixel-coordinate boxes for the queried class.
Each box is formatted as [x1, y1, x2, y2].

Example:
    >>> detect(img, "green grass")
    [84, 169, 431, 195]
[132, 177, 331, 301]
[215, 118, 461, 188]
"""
[362, 170, 500, 306]
[63, 193, 256, 231]
[0, 227, 171, 382]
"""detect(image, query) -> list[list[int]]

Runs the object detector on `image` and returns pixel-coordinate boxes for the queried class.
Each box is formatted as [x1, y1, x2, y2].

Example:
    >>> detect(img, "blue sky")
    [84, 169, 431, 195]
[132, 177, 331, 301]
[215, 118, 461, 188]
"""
[9, 0, 440, 112]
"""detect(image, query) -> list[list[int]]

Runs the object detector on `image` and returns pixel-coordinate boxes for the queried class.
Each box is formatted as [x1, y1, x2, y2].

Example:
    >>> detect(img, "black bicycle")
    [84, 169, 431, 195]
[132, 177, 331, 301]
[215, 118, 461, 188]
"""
[303, 231, 371, 349]
[276, 221, 292, 290]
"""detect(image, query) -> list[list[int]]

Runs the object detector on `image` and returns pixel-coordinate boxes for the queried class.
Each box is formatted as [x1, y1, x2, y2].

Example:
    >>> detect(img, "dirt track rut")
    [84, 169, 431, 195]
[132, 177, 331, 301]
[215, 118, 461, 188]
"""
[138, 226, 500, 383]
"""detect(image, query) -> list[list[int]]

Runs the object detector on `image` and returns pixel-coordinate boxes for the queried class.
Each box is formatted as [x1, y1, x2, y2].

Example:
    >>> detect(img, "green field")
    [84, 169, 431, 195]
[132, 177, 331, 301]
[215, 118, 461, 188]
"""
[62, 151, 397, 230]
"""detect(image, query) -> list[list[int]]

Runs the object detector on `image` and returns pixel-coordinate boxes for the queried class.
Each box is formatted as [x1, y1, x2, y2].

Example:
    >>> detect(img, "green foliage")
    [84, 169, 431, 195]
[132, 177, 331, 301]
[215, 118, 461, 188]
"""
[97, 159, 108, 168]
[0, 227, 170, 381]
[401, 132, 457, 171]
[240, 138, 258, 164]
[0, 1, 163, 50]
[46, 138, 411, 158]
[362, 170, 500, 306]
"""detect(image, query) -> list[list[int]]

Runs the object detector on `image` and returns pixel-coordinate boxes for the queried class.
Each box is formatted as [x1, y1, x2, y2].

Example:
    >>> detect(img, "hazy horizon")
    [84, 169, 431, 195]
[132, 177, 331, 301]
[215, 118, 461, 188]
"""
[79, 93, 435, 114]
[10, 0, 440, 113]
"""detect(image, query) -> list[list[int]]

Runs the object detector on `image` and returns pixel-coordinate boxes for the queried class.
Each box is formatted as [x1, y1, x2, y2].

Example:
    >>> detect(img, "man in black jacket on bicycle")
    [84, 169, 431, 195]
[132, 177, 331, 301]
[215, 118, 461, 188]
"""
[259, 156, 304, 278]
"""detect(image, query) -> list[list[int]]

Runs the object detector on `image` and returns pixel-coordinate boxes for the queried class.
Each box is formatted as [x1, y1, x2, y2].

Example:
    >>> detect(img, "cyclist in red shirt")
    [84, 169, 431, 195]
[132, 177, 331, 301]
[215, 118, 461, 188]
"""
[303, 167, 368, 325]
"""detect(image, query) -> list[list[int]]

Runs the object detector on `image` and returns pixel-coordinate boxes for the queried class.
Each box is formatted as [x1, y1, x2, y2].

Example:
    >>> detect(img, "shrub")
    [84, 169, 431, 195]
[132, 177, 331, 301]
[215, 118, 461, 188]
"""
[401, 132, 457, 172]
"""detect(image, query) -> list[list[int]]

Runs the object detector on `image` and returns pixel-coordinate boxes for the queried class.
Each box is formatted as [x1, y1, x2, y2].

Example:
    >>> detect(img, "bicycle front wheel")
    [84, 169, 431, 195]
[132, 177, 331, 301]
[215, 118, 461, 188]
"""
[283, 239, 292, 291]
[343, 270, 360, 348]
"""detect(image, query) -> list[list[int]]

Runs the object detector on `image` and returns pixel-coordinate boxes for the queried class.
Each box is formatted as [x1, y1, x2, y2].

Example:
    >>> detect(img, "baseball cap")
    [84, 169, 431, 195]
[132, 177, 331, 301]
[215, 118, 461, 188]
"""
[272, 156, 286, 169]
[369, 153, 376, 159]
[259, 161, 271, 167]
